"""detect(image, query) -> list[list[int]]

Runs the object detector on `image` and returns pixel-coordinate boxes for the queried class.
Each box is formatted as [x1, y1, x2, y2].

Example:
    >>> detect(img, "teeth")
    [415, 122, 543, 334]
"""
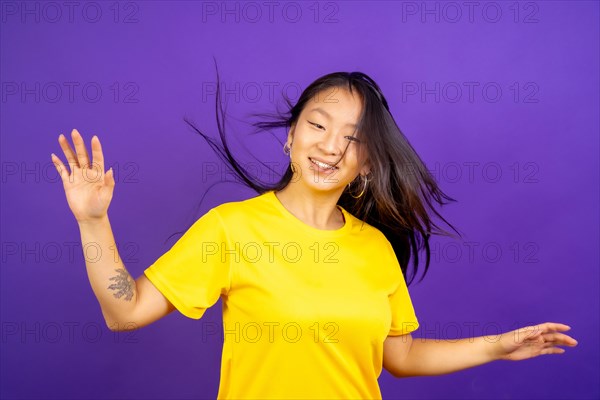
[310, 158, 337, 170]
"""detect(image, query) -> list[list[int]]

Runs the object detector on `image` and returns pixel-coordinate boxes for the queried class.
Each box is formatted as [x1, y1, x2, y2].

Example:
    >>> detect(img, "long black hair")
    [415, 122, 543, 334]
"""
[178, 60, 462, 286]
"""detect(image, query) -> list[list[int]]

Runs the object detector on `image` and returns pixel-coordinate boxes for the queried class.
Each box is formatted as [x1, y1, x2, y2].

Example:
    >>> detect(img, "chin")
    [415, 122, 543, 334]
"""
[301, 178, 344, 193]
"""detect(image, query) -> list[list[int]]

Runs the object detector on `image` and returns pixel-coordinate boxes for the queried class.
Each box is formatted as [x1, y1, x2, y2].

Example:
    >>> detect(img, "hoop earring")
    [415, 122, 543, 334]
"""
[283, 143, 296, 173]
[347, 174, 369, 199]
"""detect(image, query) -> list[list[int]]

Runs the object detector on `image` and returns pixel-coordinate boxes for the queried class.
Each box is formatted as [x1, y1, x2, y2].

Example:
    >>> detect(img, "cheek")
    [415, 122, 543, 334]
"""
[293, 131, 316, 149]
[356, 145, 368, 160]
[356, 149, 370, 168]
[345, 148, 364, 167]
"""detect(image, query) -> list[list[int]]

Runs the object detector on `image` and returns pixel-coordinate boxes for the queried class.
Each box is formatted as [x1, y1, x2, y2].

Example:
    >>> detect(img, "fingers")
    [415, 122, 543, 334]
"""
[540, 322, 572, 332]
[71, 128, 91, 169]
[527, 322, 571, 335]
[104, 167, 115, 187]
[56, 129, 108, 183]
[541, 332, 578, 347]
[90, 135, 105, 173]
[50, 153, 69, 182]
[538, 332, 578, 356]
[58, 132, 79, 173]
[516, 323, 577, 345]
[540, 347, 566, 355]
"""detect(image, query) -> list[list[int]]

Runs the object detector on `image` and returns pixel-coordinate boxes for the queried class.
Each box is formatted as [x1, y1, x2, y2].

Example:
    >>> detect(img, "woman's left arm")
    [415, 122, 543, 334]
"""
[383, 322, 578, 378]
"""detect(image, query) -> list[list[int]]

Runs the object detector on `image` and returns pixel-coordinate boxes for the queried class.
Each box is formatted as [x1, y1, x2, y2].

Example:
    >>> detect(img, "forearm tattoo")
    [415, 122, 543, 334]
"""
[107, 268, 135, 301]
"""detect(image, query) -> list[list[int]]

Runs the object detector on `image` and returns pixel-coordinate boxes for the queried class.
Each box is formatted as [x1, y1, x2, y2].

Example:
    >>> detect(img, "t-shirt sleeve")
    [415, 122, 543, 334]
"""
[143, 208, 232, 320]
[386, 242, 420, 336]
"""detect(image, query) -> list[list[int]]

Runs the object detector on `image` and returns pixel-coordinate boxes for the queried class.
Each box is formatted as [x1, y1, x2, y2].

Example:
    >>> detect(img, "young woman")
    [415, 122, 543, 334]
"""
[51, 71, 577, 399]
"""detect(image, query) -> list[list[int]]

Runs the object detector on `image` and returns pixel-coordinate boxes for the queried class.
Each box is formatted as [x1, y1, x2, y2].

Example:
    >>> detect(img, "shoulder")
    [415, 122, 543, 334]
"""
[345, 210, 391, 246]
[183, 193, 269, 239]
[207, 191, 270, 223]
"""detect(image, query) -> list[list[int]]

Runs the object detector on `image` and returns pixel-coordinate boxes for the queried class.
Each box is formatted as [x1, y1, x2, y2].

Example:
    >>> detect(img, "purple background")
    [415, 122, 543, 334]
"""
[1, 1, 598, 399]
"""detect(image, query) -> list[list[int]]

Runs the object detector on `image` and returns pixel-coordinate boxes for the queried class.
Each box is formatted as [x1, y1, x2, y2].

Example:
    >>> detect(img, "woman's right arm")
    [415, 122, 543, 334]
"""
[52, 129, 175, 332]
[77, 216, 175, 331]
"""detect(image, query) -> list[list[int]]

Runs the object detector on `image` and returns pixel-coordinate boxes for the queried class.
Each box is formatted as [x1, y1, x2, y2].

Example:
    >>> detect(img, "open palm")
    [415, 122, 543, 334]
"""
[51, 129, 115, 223]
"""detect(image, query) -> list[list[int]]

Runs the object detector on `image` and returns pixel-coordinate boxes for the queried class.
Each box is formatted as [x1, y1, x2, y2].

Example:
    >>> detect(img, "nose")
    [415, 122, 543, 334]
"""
[317, 131, 343, 156]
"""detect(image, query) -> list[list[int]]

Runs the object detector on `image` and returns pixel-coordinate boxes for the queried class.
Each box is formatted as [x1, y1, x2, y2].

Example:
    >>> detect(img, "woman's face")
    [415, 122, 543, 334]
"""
[286, 87, 370, 195]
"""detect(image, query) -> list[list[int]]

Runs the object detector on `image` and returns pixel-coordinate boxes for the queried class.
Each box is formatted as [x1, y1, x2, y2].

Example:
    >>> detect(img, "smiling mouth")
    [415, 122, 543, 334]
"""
[309, 157, 338, 170]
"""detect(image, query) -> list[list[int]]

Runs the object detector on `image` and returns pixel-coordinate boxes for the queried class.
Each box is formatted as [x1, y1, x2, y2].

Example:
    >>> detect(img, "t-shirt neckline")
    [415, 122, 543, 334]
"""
[266, 190, 352, 237]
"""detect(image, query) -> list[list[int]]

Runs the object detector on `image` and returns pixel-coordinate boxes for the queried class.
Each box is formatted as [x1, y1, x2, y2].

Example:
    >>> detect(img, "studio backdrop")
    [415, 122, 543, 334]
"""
[1, 1, 598, 399]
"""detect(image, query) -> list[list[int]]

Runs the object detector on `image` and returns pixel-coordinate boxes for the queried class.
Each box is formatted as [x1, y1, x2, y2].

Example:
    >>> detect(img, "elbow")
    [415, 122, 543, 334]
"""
[383, 333, 417, 379]
[105, 318, 141, 332]
[106, 321, 141, 332]
[384, 362, 414, 379]
[102, 308, 141, 332]
[391, 369, 417, 379]
[105, 320, 122, 332]
[107, 323, 120, 332]
[386, 366, 413, 379]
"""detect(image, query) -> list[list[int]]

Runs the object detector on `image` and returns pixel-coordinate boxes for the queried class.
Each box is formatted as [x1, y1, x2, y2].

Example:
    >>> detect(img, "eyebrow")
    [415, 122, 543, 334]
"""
[308, 107, 357, 129]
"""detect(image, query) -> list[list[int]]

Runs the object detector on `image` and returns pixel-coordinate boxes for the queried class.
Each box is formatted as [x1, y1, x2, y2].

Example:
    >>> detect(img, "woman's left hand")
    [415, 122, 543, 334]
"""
[494, 322, 578, 361]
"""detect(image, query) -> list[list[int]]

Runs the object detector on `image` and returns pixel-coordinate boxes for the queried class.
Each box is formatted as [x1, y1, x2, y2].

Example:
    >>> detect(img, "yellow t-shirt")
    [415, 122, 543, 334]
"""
[144, 190, 419, 399]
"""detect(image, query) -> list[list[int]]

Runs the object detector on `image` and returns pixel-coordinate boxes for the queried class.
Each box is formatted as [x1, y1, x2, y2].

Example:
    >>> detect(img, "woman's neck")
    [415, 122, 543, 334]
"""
[274, 186, 345, 230]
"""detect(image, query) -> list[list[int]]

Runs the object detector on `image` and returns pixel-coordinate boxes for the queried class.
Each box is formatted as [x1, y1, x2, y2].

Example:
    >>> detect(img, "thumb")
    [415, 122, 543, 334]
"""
[104, 167, 115, 187]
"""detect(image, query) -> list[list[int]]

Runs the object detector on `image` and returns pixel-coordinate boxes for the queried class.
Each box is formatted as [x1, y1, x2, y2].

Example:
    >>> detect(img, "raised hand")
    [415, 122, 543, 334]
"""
[495, 322, 578, 361]
[51, 129, 115, 223]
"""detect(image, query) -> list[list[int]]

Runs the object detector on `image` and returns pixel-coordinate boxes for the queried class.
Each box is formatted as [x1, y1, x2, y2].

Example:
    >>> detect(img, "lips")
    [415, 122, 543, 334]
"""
[309, 157, 338, 170]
